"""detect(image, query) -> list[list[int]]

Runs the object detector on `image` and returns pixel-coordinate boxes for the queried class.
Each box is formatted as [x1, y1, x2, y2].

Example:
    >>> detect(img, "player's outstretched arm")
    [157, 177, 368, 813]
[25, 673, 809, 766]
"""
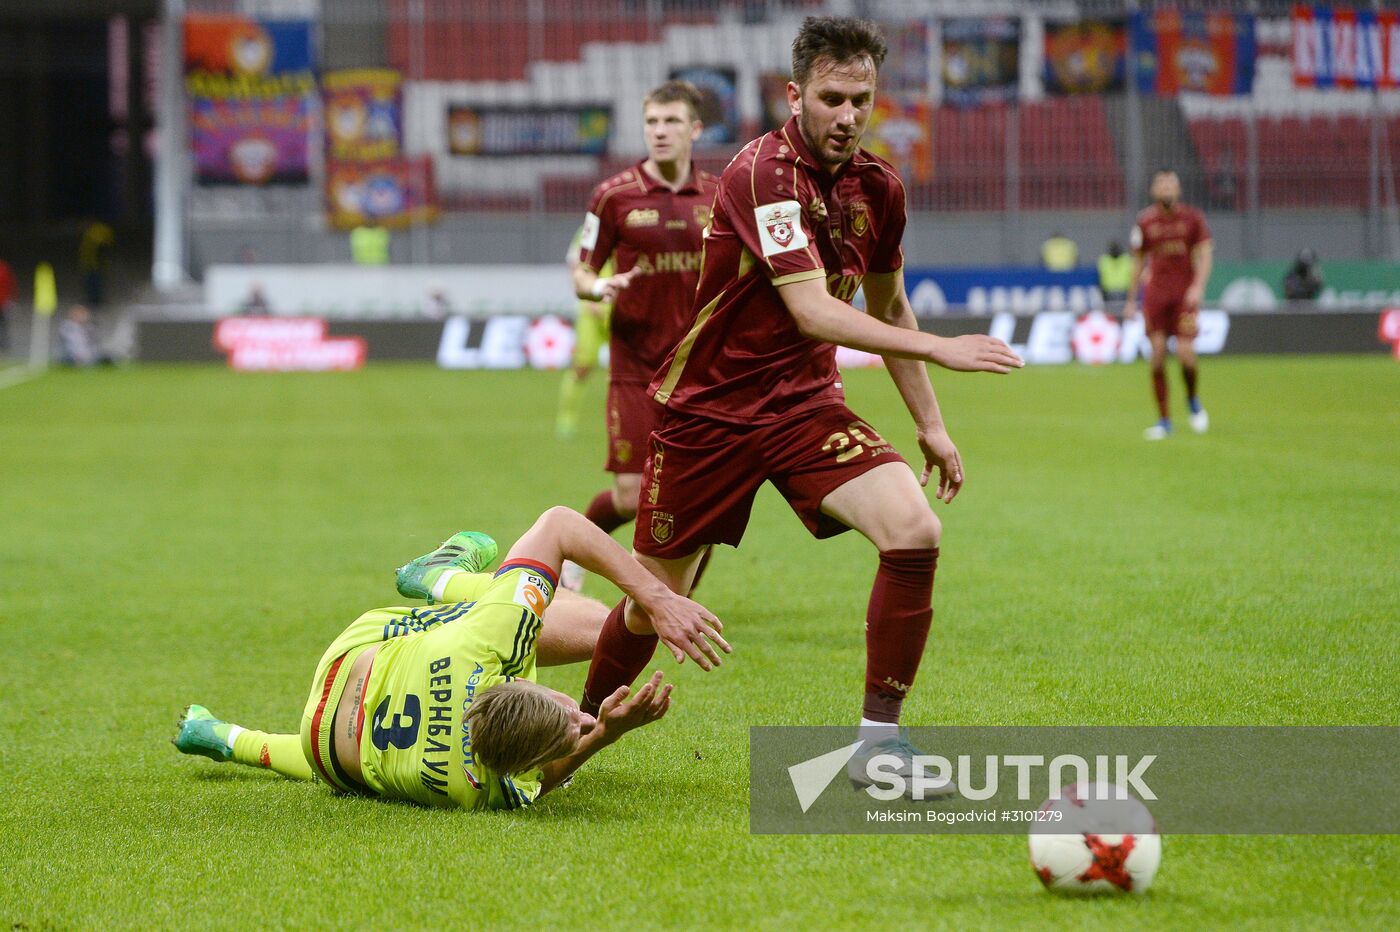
[776, 277, 1023, 373]
[863, 270, 966, 502]
[538, 671, 672, 795]
[505, 507, 730, 667]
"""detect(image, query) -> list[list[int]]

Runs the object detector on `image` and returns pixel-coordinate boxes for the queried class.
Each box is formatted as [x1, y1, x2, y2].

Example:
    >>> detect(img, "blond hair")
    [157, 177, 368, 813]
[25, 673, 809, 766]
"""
[464, 681, 574, 776]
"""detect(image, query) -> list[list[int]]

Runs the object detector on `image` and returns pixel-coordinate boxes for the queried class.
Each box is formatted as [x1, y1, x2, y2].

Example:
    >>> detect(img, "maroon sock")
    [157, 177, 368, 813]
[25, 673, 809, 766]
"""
[1151, 367, 1169, 420]
[863, 548, 938, 723]
[582, 600, 657, 716]
[584, 489, 628, 534]
[1182, 363, 1198, 403]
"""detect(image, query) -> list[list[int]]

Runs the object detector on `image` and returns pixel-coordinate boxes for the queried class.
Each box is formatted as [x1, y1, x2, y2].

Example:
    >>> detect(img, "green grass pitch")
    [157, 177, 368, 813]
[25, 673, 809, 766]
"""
[1, 357, 1396, 929]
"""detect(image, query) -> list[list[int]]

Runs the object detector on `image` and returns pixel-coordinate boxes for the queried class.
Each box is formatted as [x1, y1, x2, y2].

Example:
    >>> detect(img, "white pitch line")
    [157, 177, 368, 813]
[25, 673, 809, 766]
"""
[0, 366, 43, 391]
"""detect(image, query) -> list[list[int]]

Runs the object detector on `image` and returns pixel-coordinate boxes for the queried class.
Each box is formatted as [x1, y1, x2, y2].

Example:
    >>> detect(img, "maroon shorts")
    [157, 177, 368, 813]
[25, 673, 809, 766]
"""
[606, 380, 661, 474]
[633, 404, 909, 559]
[1143, 293, 1199, 338]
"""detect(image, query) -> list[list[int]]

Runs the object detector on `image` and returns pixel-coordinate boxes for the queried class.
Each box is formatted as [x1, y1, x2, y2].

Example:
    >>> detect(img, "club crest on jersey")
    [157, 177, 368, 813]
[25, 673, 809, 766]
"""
[849, 202, 870, 236]
[651, 511, 675, 544]
[693, 205, 712, 228]
[755, 200, 809, 258]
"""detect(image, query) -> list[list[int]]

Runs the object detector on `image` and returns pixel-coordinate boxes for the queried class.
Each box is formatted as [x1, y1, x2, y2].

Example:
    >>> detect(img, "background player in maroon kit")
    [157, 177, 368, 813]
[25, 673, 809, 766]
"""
[580, 17, 1022, 792]
[568, 82, 719, 586]
[1124, 169, 1214, 440]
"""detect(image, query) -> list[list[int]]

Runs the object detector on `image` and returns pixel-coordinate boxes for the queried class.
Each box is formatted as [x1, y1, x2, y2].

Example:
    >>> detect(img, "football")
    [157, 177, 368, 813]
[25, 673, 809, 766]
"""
[1028, 782, 1161, 895]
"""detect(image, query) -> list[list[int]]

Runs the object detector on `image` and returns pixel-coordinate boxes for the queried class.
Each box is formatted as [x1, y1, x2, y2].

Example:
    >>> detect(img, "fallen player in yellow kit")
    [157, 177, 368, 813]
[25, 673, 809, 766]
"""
[172, 508, 724, 809]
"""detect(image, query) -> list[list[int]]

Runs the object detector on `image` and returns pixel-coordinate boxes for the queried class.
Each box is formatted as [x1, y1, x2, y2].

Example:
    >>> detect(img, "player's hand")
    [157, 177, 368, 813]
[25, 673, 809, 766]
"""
[1123, 298, 1138, 321]
[595, 671, 673, 741]
[1183, 285, 1204, 313]
[917, 426, 964, 503]
[929, 334, 1023, 374]
[640, 589, 730, 671]
[598, 268, 640, 302]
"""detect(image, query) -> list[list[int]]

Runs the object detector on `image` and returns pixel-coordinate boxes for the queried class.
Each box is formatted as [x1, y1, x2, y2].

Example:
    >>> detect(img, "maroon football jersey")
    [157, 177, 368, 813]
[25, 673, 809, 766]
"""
[1132, 203, 1211, 302]
[578, 162, 720, 384]
[648, 118, 906, 425]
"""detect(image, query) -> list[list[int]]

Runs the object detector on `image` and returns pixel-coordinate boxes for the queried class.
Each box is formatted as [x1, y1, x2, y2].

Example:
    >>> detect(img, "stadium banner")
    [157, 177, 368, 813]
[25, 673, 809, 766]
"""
[1208, 260, 1400, 310]
[1293, 5, 1400, 89]
[941, 17, 1021, 107]
[322, 68, 402, 162]
[325, 156, 438, 229]
[863, 97, 936, 183]
[183, 16, 316, 185]
[669, 66, 739, 145]
[204, 264, 575, 318]
[902, 266, 1104, 316]
[1131, 10, 1256, 96]
[446, 104, 612, 156]
[212, 317, 365, 371]
[136, 308, 1393, 367]
[750, 726, 1400, 835]
[1043, 20, 1127, 95]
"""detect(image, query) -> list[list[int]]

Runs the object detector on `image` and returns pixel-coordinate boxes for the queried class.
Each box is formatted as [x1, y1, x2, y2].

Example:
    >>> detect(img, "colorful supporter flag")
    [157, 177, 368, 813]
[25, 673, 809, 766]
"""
[1131, 10, 1256, 96]
[323, 69, 403, 162]
[184, 16, 315, 185]
[941, 17, 1021, 108]
[325, 156, 439, 230]
[1293, 5, 1400, 90]
[1044, 20, 1127, 95]
[863, 97, 935, 183]
[669, 66, 739, 145]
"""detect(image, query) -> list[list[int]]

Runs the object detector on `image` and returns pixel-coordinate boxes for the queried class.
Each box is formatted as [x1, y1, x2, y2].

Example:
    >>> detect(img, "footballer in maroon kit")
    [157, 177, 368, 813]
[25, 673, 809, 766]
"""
[581, 16, 1022, 794]
[1124, 169, 1214, 440]
[570, 81, 719, 573]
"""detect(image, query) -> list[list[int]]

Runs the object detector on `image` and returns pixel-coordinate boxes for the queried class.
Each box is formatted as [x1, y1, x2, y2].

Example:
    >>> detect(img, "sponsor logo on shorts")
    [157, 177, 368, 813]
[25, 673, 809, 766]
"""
[626, 208, 660, 228]
[646, 442, 665, 506]
[513, 572, 553, 614]
[651, 511, 675, 544]
[755, 201, 808, 258]
[849, 202, 869, 237]
[614, 438, 633, 465]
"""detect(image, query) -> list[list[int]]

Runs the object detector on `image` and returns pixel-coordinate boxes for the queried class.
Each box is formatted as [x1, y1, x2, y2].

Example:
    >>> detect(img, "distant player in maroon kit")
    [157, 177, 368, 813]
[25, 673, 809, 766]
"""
[567, 81, 719, 586]
[1124, 169, 1214, 440]
[580, 17, 1022, 793]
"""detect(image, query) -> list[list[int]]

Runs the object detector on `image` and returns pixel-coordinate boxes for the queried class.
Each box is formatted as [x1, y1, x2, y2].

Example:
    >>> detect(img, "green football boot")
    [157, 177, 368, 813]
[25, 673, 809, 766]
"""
[395, 531, 498, 602]
[172, 704, 233, 762]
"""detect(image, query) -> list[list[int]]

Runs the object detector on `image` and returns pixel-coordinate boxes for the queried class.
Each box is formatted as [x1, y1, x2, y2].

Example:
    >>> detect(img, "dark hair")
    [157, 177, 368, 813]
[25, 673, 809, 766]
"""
[791, 16, 887, 87]
[644, 80, 704, 122]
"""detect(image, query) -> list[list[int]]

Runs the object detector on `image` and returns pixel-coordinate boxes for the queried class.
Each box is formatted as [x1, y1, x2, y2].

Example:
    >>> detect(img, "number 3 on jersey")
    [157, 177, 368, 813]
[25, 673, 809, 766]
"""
[371, 694, 422, 751]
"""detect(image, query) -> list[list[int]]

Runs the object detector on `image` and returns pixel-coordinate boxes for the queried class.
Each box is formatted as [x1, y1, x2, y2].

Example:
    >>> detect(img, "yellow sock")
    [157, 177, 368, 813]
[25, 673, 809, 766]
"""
[557, 371, 582, 435]
[438, 570, 492, 604]
[231, 728, 313, 781]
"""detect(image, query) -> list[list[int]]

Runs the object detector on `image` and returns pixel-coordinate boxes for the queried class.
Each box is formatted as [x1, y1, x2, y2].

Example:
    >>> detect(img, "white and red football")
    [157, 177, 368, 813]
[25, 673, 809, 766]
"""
[1029, 782, 1161, 895]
